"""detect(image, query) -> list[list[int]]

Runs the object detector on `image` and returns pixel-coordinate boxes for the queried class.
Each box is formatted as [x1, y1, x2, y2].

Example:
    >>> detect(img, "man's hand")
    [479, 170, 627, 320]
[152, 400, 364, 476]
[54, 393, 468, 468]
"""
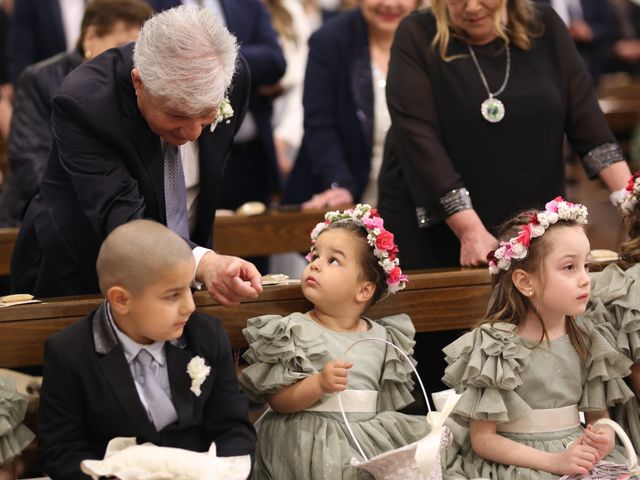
[302, 187, 353, 210]
[196, 251, 263, 306]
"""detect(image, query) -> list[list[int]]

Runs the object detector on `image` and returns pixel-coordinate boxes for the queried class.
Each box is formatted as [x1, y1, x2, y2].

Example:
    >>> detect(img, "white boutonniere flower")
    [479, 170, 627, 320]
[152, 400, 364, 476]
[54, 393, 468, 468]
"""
[209, 96, 234, 133]
[186, 356, 211, 397]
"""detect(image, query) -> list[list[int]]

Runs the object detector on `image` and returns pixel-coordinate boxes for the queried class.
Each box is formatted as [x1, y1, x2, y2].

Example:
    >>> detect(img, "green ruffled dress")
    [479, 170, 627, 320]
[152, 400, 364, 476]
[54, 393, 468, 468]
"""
[585, 263, 640, 453]
[441, 318, 634, 480]
[0, 376, 35, 466]
[240, 313, 430, 480]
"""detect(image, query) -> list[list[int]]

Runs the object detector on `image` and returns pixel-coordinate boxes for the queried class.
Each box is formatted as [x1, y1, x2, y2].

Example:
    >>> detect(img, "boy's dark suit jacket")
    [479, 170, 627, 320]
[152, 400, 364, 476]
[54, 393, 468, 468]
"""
[38, 302, 257, 480]
[10, 43, 250, 297]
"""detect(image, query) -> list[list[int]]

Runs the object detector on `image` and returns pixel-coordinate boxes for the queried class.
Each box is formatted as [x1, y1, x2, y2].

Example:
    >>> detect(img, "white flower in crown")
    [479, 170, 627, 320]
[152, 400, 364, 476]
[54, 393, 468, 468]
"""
[186, 356, 211, 397]
[509, 241, 527, 259]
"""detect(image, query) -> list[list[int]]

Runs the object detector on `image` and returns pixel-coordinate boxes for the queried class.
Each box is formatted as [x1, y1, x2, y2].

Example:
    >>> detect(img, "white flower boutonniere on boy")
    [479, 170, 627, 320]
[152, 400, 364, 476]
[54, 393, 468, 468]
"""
[209, 96, 234, 132]
[186, 356, 211, 397]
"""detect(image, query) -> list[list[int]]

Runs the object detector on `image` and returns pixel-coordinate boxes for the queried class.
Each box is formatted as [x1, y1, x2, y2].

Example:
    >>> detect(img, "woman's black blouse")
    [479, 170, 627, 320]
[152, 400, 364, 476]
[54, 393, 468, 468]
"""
[380, 4, 618, 233]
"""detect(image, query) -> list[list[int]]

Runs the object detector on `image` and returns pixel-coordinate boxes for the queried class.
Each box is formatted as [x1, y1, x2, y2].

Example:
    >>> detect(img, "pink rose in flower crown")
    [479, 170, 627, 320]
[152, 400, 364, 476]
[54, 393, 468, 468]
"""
[375, 230, 395, 251]
[363, 215, 384, 230]
[544, 196, 564, 213]
[386, 266, 404, 287]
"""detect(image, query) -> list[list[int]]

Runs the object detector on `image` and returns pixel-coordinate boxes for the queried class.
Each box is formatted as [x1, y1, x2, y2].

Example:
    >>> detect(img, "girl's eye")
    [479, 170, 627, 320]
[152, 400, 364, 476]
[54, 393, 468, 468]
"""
[166, 293, 180, 301]
[584, 263, 590, 272]
[329, 257, 339, 266]
[563, 264, 575, 271]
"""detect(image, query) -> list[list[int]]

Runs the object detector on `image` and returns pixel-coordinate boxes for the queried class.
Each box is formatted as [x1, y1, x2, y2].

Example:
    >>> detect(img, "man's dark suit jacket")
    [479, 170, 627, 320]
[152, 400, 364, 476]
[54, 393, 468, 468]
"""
[282, 9, 374, 205]
[7, 0, 68, 83]
[39, 302, 257, 480]
[10, 43, 250, 297]
[535, 0, 620, 80]
[150, 0, 286, 203]
[0, 50, 83, 227]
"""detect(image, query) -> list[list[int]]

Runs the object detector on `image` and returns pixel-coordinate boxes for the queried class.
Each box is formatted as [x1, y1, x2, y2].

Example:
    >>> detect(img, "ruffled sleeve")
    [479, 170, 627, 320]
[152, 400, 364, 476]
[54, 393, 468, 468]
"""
[586, 264, 640, 363]
[576, 315, 634, 411]
[239, 313, 328, 402]
[442, 323, 533, 423]
[375, 314, 417, 411]
[0, 376, 35, 464]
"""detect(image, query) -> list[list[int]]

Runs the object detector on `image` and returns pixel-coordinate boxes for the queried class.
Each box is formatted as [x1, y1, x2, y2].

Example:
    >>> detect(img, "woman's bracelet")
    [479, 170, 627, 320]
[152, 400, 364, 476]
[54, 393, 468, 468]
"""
[439, 187, 473, 217]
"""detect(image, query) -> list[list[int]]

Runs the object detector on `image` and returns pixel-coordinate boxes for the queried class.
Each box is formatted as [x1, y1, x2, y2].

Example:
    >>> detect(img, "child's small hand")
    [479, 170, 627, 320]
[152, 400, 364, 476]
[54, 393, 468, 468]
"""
[582, 424, 615, 461]
[318, 360, 353, 394]
[555, 440, 598, 476]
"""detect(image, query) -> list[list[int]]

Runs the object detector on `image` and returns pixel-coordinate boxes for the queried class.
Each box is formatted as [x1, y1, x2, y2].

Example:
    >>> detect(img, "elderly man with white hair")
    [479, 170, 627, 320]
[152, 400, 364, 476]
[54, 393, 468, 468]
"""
[11, 6, 263, 305]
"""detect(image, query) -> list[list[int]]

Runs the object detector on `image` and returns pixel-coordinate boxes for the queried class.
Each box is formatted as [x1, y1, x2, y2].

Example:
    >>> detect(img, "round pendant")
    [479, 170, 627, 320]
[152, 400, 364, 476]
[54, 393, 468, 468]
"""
[481, 97, 505, 123]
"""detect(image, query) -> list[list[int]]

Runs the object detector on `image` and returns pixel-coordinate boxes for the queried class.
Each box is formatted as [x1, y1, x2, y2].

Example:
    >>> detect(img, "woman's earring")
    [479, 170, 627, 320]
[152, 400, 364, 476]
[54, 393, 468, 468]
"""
[527, 289, 534, 296]
[84, 50, 92, 60]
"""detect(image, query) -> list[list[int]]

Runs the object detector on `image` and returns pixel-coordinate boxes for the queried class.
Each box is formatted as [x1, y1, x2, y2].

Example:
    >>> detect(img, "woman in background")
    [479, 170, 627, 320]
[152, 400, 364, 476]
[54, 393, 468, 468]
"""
[379, 0, 630, 270]
[282, 0, 421, 209]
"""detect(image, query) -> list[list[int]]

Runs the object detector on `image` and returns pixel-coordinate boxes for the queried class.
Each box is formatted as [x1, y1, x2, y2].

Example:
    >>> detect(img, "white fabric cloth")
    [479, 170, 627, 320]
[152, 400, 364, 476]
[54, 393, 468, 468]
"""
[182, 0, 225, 20]
[58, 0, 85, 51]
[272, 0, 312, 151]
[360, 65, 391, 206]
[304, 390, 378, 413]
[495, 405, 580, 434]
[551, 0, 584, 25]
[81, 437, 252, 480]
[180, 141, 200, 233]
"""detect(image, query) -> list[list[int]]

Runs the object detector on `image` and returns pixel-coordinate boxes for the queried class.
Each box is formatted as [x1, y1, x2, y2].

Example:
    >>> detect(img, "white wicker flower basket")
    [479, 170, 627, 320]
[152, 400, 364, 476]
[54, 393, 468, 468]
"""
[338, 338, 458, 480]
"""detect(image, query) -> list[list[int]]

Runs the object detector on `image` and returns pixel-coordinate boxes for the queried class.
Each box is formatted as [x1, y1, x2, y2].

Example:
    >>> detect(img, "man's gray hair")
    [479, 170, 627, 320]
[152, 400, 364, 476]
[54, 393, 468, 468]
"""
[133, 5, 238, 115]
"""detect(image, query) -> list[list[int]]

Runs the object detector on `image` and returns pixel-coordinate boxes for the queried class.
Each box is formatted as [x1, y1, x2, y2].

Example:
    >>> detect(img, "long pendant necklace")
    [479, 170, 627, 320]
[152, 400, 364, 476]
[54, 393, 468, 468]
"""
[467, 43, 511, 123]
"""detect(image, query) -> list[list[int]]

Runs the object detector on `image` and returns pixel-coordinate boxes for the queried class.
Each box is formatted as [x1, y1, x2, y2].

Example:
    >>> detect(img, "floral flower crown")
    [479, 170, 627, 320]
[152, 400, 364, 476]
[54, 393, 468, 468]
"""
[307, 204, 408, 293]
[487, 196, 589, 274]
[618, 172, 640, 214]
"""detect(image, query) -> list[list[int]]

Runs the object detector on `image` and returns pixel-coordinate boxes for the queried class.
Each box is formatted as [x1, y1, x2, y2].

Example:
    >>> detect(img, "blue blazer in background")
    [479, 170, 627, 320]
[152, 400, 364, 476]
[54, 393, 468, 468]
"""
[8, 0, 68, 83]
[282, 9, 374, 205]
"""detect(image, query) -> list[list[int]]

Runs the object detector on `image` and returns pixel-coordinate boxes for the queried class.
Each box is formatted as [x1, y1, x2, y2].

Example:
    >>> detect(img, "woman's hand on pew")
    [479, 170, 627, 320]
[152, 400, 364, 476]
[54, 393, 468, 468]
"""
[196, 252, 263, 306]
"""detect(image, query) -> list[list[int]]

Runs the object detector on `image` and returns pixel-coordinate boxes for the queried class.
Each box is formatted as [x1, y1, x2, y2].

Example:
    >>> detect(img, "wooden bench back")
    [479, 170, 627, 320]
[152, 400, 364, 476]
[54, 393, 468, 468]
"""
[0, 269, 491, 368]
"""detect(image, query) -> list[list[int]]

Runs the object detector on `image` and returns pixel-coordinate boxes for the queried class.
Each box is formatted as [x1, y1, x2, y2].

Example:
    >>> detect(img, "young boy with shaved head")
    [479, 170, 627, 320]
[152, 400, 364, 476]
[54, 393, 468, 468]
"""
[38, 220, 256, 480]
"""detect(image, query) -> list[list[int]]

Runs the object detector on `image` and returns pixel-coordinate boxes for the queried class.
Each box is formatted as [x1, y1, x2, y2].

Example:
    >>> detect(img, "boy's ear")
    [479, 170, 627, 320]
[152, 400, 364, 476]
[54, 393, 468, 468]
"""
[511, 268, 535, 297]
[356, 281, 376, 304]
[107, 286, 133, 315]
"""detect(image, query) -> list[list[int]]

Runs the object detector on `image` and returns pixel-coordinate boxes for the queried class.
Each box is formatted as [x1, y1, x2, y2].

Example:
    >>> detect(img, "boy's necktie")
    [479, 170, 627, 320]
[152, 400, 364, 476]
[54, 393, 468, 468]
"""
[134, 349, 178, 431]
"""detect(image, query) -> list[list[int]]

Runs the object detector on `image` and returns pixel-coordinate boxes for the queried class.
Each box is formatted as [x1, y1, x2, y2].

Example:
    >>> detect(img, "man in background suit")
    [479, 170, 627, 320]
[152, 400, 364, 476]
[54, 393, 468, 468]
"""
[151, 0, 286, 219]
[10, 6, 263, 304]
[537, 0, 620, 81]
